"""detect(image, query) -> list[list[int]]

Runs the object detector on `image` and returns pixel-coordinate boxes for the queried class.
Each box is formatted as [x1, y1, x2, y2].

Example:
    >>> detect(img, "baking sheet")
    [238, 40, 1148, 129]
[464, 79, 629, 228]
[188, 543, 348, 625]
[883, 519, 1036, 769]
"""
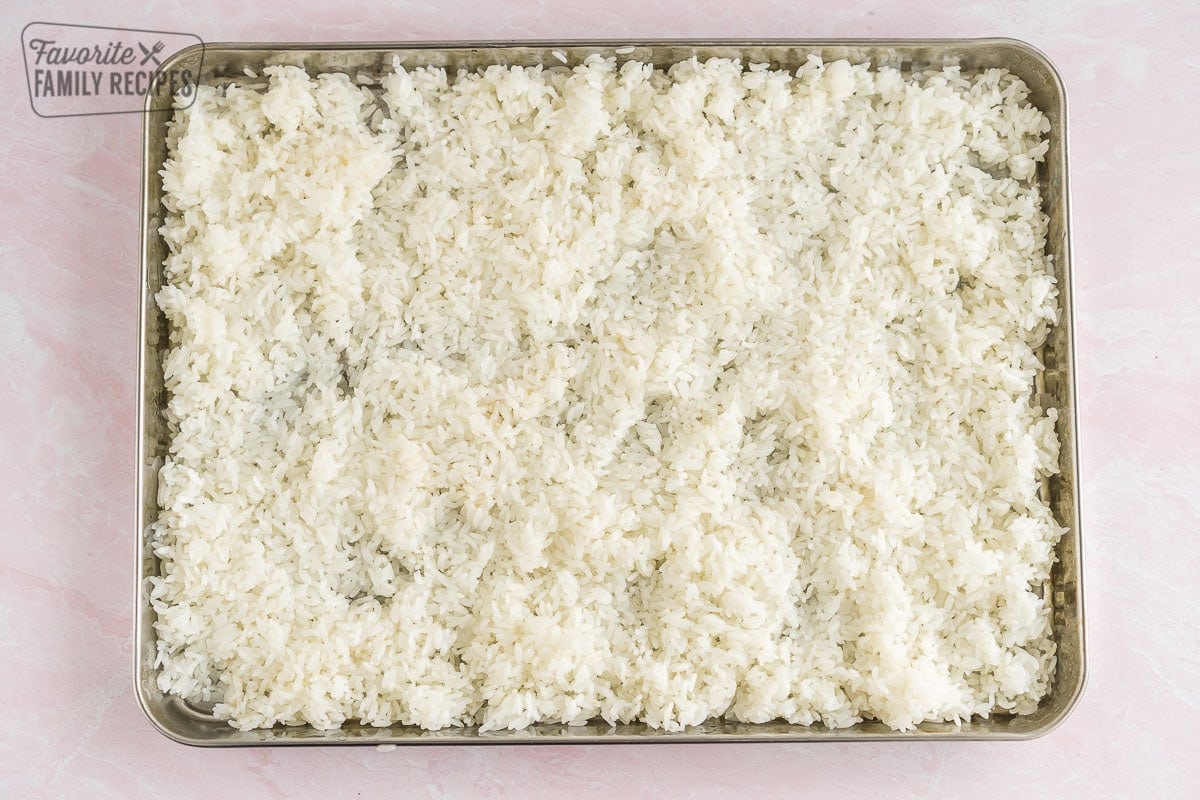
[136, 39, 1084, 745]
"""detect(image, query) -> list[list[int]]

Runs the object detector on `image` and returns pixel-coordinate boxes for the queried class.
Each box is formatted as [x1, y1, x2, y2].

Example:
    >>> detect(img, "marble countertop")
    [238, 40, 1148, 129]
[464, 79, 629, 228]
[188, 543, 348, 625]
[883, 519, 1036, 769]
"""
[2, 1, 1197, 796]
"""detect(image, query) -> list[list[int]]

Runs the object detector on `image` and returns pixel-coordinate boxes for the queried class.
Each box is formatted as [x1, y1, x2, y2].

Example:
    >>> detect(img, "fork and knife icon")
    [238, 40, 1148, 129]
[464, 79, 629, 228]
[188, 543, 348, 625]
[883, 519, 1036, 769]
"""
[139, 40, 165, 67]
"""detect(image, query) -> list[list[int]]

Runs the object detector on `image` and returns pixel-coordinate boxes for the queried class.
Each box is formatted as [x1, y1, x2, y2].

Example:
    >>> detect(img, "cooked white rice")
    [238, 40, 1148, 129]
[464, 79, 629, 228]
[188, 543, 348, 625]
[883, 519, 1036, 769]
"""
[152, 56, 1063, 733]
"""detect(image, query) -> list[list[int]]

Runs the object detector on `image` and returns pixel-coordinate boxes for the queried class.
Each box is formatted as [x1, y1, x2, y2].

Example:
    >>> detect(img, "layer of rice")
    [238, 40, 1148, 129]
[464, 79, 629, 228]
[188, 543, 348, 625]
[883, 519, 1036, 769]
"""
[152, 56, 1063, 732]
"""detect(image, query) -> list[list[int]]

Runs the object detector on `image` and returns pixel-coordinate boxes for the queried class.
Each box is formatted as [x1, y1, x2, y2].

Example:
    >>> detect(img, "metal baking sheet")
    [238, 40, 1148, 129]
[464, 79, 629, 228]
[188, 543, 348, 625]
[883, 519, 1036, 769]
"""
[136, 38, 1084, 745]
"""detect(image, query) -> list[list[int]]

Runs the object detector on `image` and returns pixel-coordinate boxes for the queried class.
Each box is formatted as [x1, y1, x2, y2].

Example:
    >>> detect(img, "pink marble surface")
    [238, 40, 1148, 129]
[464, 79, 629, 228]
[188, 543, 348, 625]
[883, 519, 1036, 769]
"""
[2, 0, 1197, 796]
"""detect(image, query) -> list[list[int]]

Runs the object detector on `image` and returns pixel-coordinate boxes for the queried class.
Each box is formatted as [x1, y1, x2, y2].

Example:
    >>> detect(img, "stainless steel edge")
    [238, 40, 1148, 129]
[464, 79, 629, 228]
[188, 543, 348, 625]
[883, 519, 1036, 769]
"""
[136, 38, 1083, 746]
[1013, 36, 1088, 737]
[136, 51, 190, 746]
